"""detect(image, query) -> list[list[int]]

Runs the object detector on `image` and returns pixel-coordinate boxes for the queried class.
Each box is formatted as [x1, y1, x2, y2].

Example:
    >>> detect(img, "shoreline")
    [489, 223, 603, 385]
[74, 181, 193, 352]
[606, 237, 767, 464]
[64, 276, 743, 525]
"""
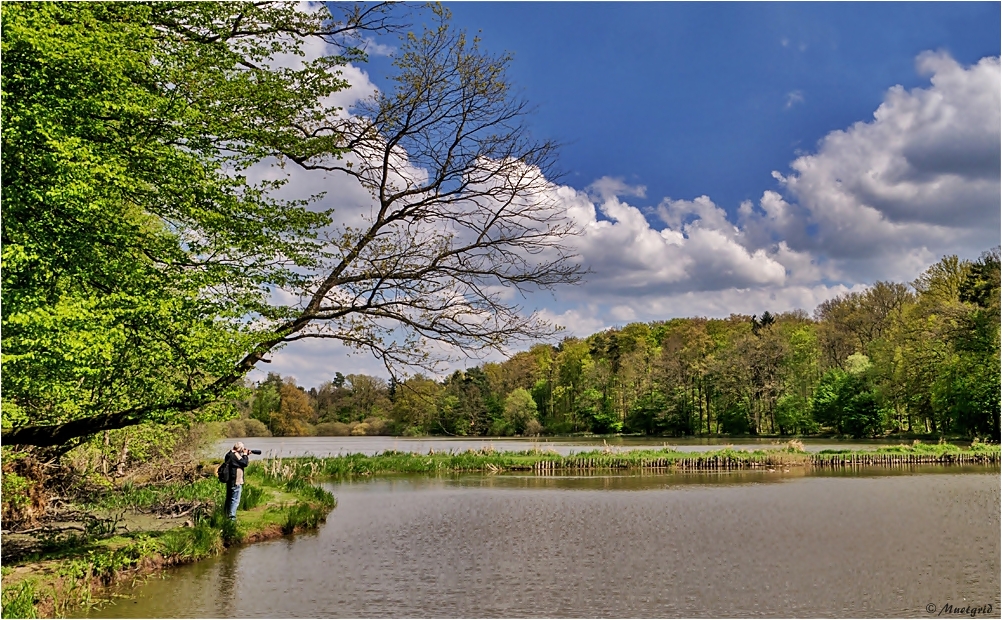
[2, 443, 996, 618]
[259, 442, 1001, 479]
[0, 465, 335, 619]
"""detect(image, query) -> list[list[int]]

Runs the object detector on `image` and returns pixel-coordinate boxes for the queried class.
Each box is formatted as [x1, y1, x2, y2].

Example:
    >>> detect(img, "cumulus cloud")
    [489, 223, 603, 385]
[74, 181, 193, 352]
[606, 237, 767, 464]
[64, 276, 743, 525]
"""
[555, 188, 795, 298]
[586, 176, 647, 202]
[773, 52, 1000, 280]
[254, 50, 1000, 383]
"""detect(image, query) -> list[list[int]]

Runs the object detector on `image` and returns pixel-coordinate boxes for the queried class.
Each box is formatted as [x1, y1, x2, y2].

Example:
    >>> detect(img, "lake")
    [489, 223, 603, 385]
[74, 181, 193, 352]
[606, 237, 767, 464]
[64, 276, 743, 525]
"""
[83, 466, 999, 618]
[211, 435, 946, 458]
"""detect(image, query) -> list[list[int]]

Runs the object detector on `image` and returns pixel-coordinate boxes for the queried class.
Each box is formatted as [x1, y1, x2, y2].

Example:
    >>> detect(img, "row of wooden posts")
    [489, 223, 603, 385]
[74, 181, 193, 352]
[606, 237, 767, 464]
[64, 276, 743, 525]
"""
[529, 452, 1000, 472]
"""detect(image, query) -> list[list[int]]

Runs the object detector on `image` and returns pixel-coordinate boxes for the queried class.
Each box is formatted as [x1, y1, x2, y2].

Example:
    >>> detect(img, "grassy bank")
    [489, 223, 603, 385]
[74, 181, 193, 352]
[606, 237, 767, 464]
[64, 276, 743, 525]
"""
[0, 464, 335, 619]
[260, 441, 1000, 480]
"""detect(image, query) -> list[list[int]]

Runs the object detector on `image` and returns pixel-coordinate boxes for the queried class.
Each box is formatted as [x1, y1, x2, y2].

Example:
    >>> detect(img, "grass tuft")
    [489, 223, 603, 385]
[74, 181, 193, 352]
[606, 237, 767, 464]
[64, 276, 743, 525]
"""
[281, 502, 325, 535]
[1, 580, 37, 619]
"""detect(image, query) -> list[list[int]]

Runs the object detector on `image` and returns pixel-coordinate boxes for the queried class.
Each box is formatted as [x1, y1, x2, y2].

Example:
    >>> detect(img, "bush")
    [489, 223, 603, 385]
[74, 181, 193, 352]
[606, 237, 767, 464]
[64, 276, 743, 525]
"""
[350, 422, 370, 436]
[523, 419, 544, 436]
[242, 419, 272, 437]
[362, 417, 390, 435]
[223, 419, 247, 438]
[223, 417, 273, 438]
[315, 422, 350, 436]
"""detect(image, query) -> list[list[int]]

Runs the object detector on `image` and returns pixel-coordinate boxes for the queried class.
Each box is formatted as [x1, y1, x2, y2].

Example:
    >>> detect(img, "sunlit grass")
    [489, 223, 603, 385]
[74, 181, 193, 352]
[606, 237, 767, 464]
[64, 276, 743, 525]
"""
[256, 442, 999, 481]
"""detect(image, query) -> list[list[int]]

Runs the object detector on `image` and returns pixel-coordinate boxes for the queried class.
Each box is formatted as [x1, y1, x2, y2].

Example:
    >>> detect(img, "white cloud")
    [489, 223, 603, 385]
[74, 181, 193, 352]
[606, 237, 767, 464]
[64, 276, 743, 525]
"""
[246, 51, 1001, 385]
[536, 306, 609, 338]
[586, 176, 647, 201]
[785, 90, 805, 109]
[774, 52, 1000, 280]
[360, 36, 395, 57]
[558, 189, 792, 297]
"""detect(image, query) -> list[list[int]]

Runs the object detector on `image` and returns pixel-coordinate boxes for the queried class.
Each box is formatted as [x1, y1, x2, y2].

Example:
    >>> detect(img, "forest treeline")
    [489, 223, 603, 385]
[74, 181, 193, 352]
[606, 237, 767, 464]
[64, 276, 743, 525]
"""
[230, 250, 1000, 440]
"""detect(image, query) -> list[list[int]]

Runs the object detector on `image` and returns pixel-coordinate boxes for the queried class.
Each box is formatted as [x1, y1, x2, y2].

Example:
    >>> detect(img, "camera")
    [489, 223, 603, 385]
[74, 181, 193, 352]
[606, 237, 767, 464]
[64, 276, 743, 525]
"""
[247, 449, 262, 455]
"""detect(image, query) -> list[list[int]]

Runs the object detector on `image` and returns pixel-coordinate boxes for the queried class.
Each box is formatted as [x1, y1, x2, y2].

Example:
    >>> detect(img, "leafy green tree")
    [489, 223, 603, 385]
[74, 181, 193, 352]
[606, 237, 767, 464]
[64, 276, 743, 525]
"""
[1, 1, 393, 448]
[391, 376, 442, 436]
[811, 355, 885, 438]
[503, 388, 538, 435]
[250, 374, 283, 428]
[4, 4, 583, 449]
[626, 391, 670, 435]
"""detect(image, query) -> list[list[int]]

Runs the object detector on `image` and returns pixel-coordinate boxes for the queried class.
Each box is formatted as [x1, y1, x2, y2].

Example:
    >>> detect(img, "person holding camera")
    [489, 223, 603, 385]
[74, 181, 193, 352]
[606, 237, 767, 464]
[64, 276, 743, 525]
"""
[223, 442, 251, 521]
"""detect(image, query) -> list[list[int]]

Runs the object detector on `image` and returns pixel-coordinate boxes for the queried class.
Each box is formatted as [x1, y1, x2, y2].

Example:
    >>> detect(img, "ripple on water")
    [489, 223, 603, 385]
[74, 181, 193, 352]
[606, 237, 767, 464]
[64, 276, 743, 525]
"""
[83, 468, 1000, 618]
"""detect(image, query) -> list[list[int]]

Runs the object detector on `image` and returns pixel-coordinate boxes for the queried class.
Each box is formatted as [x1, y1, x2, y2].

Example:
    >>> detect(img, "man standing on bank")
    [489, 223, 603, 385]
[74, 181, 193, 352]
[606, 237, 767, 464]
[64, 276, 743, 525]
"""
[224, 442, 251, 521]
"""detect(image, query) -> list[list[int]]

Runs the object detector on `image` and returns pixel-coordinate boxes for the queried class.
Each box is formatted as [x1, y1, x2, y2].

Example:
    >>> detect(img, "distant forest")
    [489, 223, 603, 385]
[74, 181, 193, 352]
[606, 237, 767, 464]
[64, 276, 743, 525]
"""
[226, 250, 1000, 440]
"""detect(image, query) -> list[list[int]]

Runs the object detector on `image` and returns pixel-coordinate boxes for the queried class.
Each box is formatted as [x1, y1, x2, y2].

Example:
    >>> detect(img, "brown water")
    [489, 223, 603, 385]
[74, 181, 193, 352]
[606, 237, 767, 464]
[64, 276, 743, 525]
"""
[83, 467, 999, 618]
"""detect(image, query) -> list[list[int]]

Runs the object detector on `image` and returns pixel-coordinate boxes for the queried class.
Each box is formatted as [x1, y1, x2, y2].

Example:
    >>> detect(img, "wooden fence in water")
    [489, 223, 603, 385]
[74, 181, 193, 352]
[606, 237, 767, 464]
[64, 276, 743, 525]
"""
[529, 451, 1000, 473]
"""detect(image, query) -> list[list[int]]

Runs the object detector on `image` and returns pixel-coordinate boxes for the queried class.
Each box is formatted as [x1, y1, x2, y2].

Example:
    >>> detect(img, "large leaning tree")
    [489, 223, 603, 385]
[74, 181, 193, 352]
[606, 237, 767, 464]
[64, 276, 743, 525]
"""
[2, 3, 582, 449]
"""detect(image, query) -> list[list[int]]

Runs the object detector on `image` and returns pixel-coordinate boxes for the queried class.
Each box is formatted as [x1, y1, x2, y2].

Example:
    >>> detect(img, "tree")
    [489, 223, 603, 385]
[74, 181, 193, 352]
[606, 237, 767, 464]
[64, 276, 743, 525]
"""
[271, 381, 314, 437]
[2, 1, 397, 448]
[503, 388, 538, 435]
[390, 375, 442, 435]
[250, 374, 284, 428]
[811, 354, 884, 438]
[3, 4, 582, 448]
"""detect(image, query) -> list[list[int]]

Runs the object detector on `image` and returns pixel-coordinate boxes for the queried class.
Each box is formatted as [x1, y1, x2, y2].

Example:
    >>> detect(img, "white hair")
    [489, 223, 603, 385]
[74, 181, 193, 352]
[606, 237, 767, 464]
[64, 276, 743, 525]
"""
[233, 441, 245, 451]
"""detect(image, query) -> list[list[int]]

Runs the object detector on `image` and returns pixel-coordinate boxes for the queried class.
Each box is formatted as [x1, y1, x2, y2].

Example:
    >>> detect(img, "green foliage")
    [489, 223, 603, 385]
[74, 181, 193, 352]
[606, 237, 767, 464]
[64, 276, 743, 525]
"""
[1, 580, 37, 619]
[237, 484, 265, 511]
[774, 394, 817, 435]
[282, 502, 326, 535]
[503, 388, 538, 435]
[1, 1, 369, 445]
[812, 366, 885, 438]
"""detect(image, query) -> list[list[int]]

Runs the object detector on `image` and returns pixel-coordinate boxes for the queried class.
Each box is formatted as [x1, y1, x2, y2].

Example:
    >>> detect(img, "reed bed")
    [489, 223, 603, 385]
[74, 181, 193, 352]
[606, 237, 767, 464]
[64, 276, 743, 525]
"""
[258, 442, 1000, 481]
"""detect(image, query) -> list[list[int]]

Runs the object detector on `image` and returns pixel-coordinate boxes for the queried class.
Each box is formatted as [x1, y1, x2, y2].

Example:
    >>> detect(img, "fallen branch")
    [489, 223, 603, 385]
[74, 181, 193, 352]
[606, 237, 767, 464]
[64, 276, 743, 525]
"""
[8, 524, 87, 535]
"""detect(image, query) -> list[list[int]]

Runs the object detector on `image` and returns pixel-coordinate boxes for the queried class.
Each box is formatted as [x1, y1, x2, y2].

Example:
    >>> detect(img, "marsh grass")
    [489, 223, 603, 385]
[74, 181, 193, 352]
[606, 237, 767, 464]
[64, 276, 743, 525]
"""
[1, 580, 37, 619]
[156, 522, 223, 563]
[3, 470, 337, 619]
[92, 478, 223, 512]
[257, 442, 999, 482]
[281, 502, 325, 535]
[237, 484, 264, 511]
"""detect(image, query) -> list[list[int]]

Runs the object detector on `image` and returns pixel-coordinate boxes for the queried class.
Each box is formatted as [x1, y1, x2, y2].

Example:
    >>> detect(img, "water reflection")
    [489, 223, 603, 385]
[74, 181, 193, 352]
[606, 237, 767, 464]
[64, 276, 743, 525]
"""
[213, 435, 950, 458]
[83, 467, 999, 618]
[327, 465, 992, 493]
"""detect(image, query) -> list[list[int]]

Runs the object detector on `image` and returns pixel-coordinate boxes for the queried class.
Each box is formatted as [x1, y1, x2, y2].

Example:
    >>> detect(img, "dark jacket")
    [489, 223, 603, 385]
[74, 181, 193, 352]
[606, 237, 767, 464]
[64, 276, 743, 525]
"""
[224, 450, 249, 486]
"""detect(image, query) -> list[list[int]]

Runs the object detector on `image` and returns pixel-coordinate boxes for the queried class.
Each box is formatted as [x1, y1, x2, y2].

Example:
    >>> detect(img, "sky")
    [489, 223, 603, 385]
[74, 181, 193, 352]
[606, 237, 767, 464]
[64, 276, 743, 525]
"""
[252, 2, 1001, 387]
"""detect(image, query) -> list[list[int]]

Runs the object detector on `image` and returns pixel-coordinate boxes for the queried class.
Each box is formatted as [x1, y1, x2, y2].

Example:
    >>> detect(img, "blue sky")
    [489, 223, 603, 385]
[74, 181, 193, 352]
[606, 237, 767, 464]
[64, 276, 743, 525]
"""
[256, 2, 1001, 386]
[398, 2, 1000, 213]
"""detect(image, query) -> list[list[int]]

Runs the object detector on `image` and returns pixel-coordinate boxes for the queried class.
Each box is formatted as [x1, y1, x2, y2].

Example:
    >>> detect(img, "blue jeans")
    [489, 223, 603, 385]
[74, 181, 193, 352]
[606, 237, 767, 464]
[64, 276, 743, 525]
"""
[226, 484, 242, 520]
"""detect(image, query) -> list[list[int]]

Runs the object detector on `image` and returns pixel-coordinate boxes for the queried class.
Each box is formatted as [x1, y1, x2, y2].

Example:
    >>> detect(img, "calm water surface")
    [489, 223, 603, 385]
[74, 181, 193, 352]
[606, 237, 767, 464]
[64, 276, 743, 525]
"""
[84, 466, 999, 618]
[212, 435, 942, 458]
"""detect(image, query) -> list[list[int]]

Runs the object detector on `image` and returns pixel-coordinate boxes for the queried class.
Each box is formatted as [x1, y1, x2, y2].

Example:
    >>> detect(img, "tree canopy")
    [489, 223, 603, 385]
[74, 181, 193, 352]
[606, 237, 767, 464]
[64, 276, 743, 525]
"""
[2, 2, 581, 449]
[237, 250, 999, 441]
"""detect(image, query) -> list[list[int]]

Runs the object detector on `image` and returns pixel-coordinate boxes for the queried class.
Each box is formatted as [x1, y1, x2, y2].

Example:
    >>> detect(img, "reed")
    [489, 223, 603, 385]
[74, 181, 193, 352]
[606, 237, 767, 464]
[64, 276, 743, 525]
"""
[0, 579, 37, 619]
[237, 484, 265, 511]
[281, 502, 327, 535]
[257, 443, 1000, 481]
